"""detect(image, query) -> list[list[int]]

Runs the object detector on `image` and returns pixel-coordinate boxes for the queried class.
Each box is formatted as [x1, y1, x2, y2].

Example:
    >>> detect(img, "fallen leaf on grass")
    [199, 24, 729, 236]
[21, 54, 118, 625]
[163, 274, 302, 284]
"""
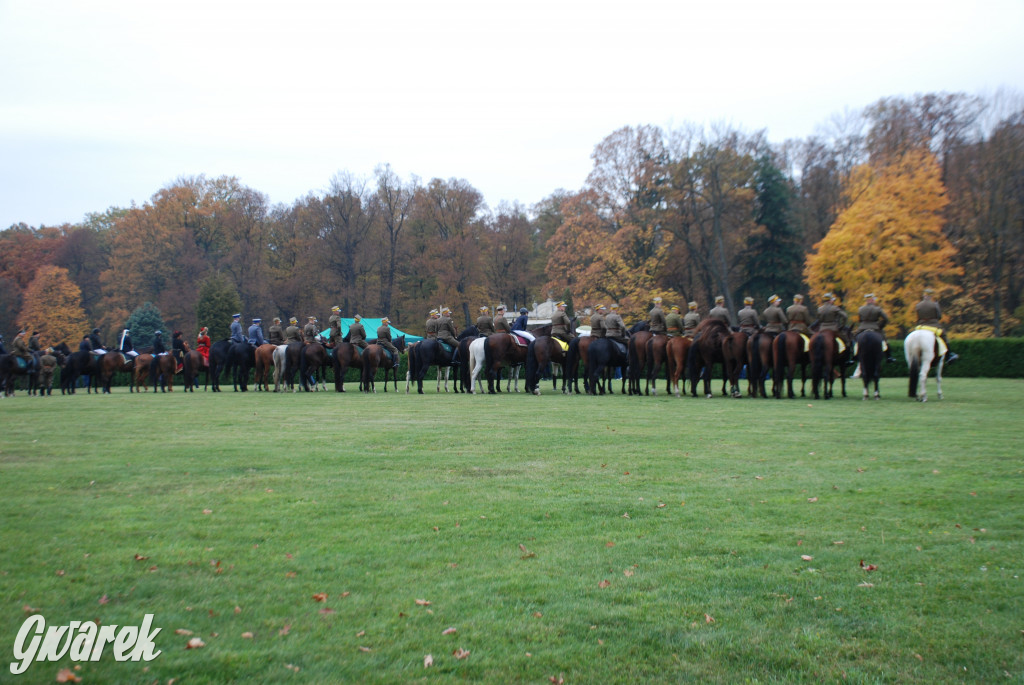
[807, 497, 818, 503]
[202, 509, 212, 515]
[860, 560, 878, 572]
[452, 648, 470, 660]
[623, 569, 634, 577]
[442, 627, 457, 635]
[312, 593, 328, 602]
[704, 613, 715, 624]
[621, 512, 630, 519]
[174, 629, 193, 636]
[278, 624, 291, 636]
[533, 612, 543, 618]
[358, 646, 371, 653]
[133, 554, 149, 561]
[801, 555, 813, 561]
[598, 580, 611, 589]
[98, 595, 109, 605]
[858, 582, 874, 588]
[550, 675, 565, 685]
[56, 668, 81, 683]
[415, 599, 431, 606]
[657, 502, 666, 508]
[285, 664, 300, 672]
[424, 654, 434, 668]
[241, 631, 254, 639]
[519, 544, 537, 559]
[319, 608, 335, 615]
[606, 541, 615, 548]
[186, 637, 205, 649]
[23, 605, 40, 615]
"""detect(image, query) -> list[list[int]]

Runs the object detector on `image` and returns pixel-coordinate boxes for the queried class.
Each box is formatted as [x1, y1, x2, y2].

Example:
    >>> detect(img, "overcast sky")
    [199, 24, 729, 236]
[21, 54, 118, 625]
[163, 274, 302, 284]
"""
[1, 0, 1022, 229]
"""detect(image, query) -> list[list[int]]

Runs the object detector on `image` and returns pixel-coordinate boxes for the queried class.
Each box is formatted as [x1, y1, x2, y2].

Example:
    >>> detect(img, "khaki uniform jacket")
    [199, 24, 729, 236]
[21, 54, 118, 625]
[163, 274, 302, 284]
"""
[267, 325, 286, 345]
[709, 305, 730, 324]
[786, 304, 811, 333]
[737, 306, 760, 332]
[425, 317, 439, 339]
[817, 303, 847, 331]
[603, 312, 627, 341]
[376, 325, 399, 357]
[915, 300, 941, 326]
[303, 323, 320, 343]
[550, 310, 572, 339]
[349, 322, 367, 347]
[13, 337, 31, 358]
[665, 312, 683, 337]
[648, 306, 666, 333]
[476, 315, 495, 337]
[683, 311, 701, 336]
[494, 316, 511, 334]
[855, 303, 889, 333]
[285, 325, 303, 343]
[589, 312, 606, 338]
[762, 305, 788, 333]
[436, 316, 458, 345]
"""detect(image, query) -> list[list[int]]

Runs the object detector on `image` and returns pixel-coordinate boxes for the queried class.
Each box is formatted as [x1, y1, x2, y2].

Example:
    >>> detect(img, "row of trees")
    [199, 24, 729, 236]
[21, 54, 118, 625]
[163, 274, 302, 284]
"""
[2, 91, 1022, 346]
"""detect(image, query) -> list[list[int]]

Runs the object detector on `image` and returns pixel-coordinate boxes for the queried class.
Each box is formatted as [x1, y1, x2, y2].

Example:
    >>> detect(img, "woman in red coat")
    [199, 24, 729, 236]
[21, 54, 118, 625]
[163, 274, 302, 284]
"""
[196, 327, 211, 365]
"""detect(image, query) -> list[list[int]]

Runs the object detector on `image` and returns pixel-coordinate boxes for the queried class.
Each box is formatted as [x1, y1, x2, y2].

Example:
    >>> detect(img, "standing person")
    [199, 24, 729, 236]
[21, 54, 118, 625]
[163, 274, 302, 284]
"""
[550, 301, 573, 343]
[171, 331, 187, 371]
[436, 306, 459, 361]
[476, 306, 495, 337]
[424, 309, 440, 339]
[267, 318, 285, 345]
[683, 302, 701, 337]
[709, 296, 730, 325]
[665, 305, 684, 337]
[648, 296, 666, 335]
[762, 295, 788, 334]
[737, 297, 760, 335]
[247, 318, 265, 347]
[786, 295, 811, 335]
[303, 316, 320, 343]
[196, 327, 211, 365]
[590, 304, 607, 338]
[603, 304, 628, 345]
[376, 317, 401, 369]
[88, 327, 106, 355]
[284, 317, 303, 344]
[512, 307, 529, 331]
[229, 314, 245, 344]
[348, 315, 369, 350]
[493, 305, 511, 334]
[915, 288, 959, 363]
[39, 347, 58, 396]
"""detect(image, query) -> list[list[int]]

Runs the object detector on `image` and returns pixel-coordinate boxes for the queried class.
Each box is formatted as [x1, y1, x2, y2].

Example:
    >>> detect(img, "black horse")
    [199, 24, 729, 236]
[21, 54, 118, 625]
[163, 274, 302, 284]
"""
[209, 340, 255, 392]
[61, 349, 102, 394]
[854, 330, 885, 401]
[407, 327, 477, 394]
[0, 351, 41, 396]
[586, 337, 630, 395]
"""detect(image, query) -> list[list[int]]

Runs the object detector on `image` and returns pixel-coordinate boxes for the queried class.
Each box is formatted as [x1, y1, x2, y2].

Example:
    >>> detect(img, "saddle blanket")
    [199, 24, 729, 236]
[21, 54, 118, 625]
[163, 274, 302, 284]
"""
[799, 333, 810, 353]
[439, 341, 455, 356]
[914, 326, 948, 356]
[554, 337, 569, 352]
[852, 339, 888, 356]
[511, 331, 534, 346]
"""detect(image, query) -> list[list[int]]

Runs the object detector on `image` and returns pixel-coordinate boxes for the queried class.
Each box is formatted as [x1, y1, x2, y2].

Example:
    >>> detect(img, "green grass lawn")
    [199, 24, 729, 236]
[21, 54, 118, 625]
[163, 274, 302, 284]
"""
[1, 378, 1022, 684]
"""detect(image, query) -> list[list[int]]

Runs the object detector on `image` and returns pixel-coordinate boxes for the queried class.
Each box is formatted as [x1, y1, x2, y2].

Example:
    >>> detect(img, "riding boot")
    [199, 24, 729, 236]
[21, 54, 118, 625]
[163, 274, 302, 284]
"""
[946, 351, 959, 364]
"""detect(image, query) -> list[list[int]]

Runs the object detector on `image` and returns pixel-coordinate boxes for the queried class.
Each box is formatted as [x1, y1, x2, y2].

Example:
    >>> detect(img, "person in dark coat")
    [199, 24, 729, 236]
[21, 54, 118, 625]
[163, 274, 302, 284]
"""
[229, 314, 245, 344]
[152, 330, 167, 355]
[172, 331, 187, 370]
[88, 327, 106, 354]
[512, 307, 529, 331]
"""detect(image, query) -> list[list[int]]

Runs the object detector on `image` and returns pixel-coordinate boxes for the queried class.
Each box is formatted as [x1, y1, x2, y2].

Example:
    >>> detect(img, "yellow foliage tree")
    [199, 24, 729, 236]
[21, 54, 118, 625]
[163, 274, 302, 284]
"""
[16, 265, 89, 346]
[804, 149, 962, 332]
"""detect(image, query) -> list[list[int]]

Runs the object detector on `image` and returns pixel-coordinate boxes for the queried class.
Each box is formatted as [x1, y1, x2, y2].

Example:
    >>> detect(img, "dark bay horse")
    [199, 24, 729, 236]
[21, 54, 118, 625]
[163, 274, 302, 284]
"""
[483, 326, 552, 394]
[330, 342, 363, 392]
[183, 349, 208, 392]
[691, 319, 731, 398]
[61, 349, 101, 394]
[565, 335, 593, 395]
[149, 353, 177, 392]
[524, 335, 570, 395]
[297, 342, 329, 391]
[855, 330, 884, 400]
[0, 351, 41, 396]
[772, 331, 811, 399]
[586, 336, 630, 395]
[360, 337, 405, 393]
[722, 330, 749, 398]
[407, 328, 477, 394]
[209, 340, 255, 392]
[627, 329, 653, 396]
[746, 331, 778, 398]
[810, 329, 849, 400]
[645, 334, 669, 396]
[665, 335, 692, 397]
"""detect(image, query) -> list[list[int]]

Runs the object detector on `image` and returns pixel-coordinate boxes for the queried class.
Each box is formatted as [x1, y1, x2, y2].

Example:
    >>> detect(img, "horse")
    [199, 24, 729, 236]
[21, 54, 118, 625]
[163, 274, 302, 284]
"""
[482, 325, 552, 394]
[130, 354, 153, 392]
[209, 340, 255, 391]
[298, 342, 329, 391]
[810, 329, 849, 400]
[722, 330, 749, 398]
[645, 334, 670, 396]
[746, 331, 777, 398]
[457, 334, 480, 392]
[905, 328, 944, 402]
[359, 337, 405, 393]
[407, 329, 477, 394]
[627, 329, 653, 396]
[98, 351, 131, 393]
[665, 335, 693, 398]
[691, 319, 731, 398]
[148, 353, 178, 392]
[61, 350, 102, 394]
[772, 331, 811, 399]
[586, 336, 630, 395]
[273, 344, 290, 392]
[565, 335, 593, 395]
[0, 352, 42, 397]
[253, 344, 279, 391]
[854, 330, 885, 400]
[524, 335, 571, 395]
[183, 349, 208, 391]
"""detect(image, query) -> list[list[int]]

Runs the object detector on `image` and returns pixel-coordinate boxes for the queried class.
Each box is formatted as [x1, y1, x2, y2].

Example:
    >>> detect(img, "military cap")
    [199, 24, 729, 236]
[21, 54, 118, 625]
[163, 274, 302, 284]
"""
[743, 296, 754, 305]
[688, 301, 698, 309]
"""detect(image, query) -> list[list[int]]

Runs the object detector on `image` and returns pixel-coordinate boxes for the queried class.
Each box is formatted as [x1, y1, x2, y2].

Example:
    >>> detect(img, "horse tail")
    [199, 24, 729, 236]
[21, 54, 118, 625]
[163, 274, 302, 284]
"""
[908, 347, 921, 398]
[299, 346, 310, 391]
[525, 340, 538, 392]
[483, 336, 495, 383]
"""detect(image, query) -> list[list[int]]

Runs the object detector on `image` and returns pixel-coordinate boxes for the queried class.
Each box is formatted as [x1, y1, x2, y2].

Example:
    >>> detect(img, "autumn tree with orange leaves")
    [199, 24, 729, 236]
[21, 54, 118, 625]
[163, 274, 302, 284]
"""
[16, 265, 89, 346]
[804, 149, 962, 332]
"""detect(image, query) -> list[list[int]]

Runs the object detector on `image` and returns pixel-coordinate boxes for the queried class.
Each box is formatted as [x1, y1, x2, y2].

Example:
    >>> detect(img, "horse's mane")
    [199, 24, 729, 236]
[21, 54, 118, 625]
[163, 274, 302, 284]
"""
[695, 318, 729, 334]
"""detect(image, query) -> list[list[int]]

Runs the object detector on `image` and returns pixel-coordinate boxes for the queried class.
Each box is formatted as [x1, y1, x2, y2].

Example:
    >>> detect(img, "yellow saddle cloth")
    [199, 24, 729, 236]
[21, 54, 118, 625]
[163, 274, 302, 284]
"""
[799, 333, 810, 353]
[836, 338, 846, 355]
[554, 338, 569, 352]
[914, 326, 948, 356]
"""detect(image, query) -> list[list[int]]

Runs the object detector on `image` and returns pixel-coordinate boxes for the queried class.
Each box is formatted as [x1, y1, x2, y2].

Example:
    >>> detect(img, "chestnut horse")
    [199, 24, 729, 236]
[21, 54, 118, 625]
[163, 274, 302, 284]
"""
[253, 344, 279, 391]
[359, 337, 405, 393]
[665, 336, 692, 397]
[99, 351, 132, 394]
[772, 331, 811, 399]
[810, 329, 849, 400]
[646, 334, 669, 396]
[722, 331, 749, 399]
[482, 326, 552, 394]
[691, 319, 731, 398]
[183, 349, 208, 392]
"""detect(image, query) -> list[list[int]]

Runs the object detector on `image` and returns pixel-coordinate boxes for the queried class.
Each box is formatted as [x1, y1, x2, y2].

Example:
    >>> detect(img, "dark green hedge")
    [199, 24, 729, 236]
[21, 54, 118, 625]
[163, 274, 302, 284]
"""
[884, 338, 1024, 378]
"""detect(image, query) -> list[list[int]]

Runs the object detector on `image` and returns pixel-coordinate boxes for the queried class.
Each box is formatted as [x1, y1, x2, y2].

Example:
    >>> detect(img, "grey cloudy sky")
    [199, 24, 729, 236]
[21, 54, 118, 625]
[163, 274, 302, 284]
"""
[1, 0, 1022, 229]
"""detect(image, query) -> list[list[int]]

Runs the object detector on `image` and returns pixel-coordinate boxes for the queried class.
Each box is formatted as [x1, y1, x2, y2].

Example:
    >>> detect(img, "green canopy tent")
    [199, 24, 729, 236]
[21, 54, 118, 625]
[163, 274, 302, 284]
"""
[317, 318, 423, 344]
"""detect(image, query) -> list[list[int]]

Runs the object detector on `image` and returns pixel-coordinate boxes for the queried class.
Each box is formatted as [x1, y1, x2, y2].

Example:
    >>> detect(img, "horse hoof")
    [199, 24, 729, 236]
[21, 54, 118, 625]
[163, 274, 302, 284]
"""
[705, 394, 713, 399]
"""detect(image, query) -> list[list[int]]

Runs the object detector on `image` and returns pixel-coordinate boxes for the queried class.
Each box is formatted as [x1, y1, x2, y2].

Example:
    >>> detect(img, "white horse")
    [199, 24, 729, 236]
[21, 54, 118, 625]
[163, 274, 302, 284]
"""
[905, 328, 944, 402]
[272, 344, 289, 392]
[469, 337, 488, 394]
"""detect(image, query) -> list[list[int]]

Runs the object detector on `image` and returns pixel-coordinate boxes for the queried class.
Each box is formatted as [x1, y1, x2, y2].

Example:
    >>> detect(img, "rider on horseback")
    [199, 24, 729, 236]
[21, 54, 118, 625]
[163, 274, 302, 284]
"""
[284, 317, 302, 343]
[762, 295, 788, 334]
[349, 315, 369, 350]
[12, 331, 36, 372]
[550, 301, 573, 343]
[377, 317, 401, 369]
[816, 293, 853, 357]
[267, 318, 285, 345]
[855, 293, 896, 362]
[172, 331, 187, 372]
[247, 318, 265, 347]
[119, 328, 138, 368]
[436, 307, 459, 362]
[786, 295, 811, 335]
[666, 305, 684, 337]
[737, 297, 760, 335]
[513, 307, 529, 331]
[303, 316, 320, 343]
[603, 304, 628, 353]
[230, 314, 245, 344]
[709, 296, 730, 325]
[424, 309, 440, 339]
[493, 305, 511, 334]
[476, 306, 496, 337]
[590, 304, 607, 338]
[915, 288, 959, 364]
[683, 302, 701, 337]
[196, 327, 212, 364]
[648, 297, 666, 336]
[88, 327, 106, 355]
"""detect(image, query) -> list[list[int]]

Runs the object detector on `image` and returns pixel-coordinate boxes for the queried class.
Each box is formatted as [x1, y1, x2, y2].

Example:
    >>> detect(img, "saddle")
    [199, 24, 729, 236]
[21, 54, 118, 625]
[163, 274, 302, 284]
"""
[439, 341, 455, 356]
[511, 332, 532, 348]
[611, 339, 628, 356]
[553, 338, 569, 352]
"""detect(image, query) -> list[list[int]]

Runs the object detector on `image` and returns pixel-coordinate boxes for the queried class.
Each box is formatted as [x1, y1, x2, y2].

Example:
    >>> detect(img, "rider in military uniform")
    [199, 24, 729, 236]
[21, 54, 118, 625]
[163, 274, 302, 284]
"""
[28, 331, 41, 352]
[648, 296, 666, 335]
[590, 304, 607, 338]
[550, 301, 573, 343]
[476, 306, 495, 337]
[436, 307, 459, 361]
[762, 295, 788, 334]
[424, 309, 440, 339]
[348, 315, 369, 350]
[603, 304, 628, 344]
[915, 288, 959, 363]
[247, 318, 265, 347]
[229, 314, 245, 344]
[493, 305, 511, 334]
[683, 301, 701, 337]
[665, 305, 684, 337]
[267, 318, 285, 345]
[328, 306, 342, 344]
[817, 293, 852, 354]
[737, 297, 760, 335]
[303, 316, 320, 343]
[786, 295, 811, 335]
[376, 317, 401, 369]
[285, 318, 303, 343]
[709, 296, 730, 325]
[12, 331, 35, 372]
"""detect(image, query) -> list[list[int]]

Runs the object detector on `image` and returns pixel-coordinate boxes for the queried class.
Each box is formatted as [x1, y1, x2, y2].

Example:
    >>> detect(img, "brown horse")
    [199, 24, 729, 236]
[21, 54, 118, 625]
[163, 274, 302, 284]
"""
[149, 353, 177, 392]
[646, 334, 669, 396]
[627, 330, 653, 396]
[130, 354, 152, 392]
[746, 331, 777, 398]
[692, 319, 731, 398]
[772, 331, 810, 399]
[566, 335, 594, 395]
[330, 342, 363, 392]
[183, 349, 208, 392]
[722, 331, 749, 398]
[524, 335, 570, 395]
[359, 337, 405, 393]
[99, 351, 132, 394]
[297, 342, 329, 391]
[810, 329, 849, 400]
[665, 336, 692, 397]
[482, 326, 552, 394]
[253, 344, 279, 391]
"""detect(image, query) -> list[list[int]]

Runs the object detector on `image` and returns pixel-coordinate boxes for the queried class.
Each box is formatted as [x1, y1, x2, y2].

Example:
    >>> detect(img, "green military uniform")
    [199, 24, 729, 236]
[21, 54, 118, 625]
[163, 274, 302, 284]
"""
[303, 319, 320, 343]
[786, 298, 811, 334]
[476, 308, 495, 337]
[665, 308, 684, 337]
[267, 321, 286, 345]
[494, 308, 511, 334]
[648, 300, 666, 334]
[376, 321, 400, 368]
[550, 304, 572, 342]
[285, 320, 303, 343]
[915, 298, 942, 327]
[589, 308, 606, 338]
[709, 299, 730, 325]
[328, 307, 342, 344]
[603, 308, 627, 342]
[436, 310, 458, 347]
[737, 302, 760, 334]
[425, 312, 439, 339]
[683, 303, 701, 337]
[349, 318, 368, 349]
[855, 302, 889, 335]
[817, 301, 847, 331]
[39, 351, 57, 395]
[762, 299, 788, 334]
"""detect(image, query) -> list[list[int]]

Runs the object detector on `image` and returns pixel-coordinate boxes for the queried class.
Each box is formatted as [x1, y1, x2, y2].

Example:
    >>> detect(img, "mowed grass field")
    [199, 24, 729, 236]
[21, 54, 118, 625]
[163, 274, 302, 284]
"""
[1, 378, 1022, 684]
